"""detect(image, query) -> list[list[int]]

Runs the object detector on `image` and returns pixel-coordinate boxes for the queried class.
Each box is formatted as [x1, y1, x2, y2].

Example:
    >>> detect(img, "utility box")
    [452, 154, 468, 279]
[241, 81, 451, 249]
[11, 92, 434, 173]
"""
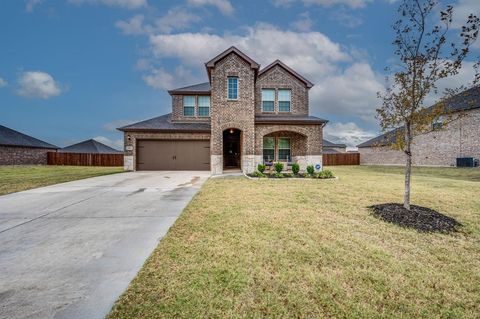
[456, 157, 475, 167]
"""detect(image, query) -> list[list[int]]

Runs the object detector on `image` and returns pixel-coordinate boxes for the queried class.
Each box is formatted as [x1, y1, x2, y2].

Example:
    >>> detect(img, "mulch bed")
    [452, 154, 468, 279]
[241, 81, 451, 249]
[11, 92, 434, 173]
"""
[370, 203, 462, 233]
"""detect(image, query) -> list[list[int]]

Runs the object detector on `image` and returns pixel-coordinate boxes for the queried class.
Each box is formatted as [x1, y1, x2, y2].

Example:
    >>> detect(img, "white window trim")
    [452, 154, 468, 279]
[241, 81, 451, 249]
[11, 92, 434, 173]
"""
[261, 88, 276, 112]
[227, 77, 239, 101]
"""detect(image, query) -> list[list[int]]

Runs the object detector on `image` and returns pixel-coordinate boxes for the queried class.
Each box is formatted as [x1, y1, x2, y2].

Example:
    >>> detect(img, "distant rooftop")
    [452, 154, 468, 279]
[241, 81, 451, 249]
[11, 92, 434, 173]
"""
[0, 125, 58, 149]
[60, 139, 122, 154]
[323, 139, 347, 148]
[357, 85, 480, 148]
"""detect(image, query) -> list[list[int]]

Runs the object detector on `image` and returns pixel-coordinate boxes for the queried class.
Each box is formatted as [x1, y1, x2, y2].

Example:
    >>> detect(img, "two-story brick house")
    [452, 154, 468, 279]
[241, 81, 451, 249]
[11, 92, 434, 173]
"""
[119, 46, 328, 174]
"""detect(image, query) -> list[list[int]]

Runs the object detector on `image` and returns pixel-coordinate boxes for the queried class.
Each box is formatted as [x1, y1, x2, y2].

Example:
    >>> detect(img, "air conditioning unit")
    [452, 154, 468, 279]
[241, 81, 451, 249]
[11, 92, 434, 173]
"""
[456, 157, 475, 167]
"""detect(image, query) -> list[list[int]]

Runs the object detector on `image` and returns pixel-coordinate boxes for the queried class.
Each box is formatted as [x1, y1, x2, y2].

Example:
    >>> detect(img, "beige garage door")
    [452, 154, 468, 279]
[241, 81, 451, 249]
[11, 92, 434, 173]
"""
[137, 140, 210, 171]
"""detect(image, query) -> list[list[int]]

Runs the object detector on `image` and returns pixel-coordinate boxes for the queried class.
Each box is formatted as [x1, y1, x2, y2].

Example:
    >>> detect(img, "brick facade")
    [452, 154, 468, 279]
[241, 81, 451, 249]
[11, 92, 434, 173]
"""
[0, 146, 54, 165]
[209, 52, 257, 173]
[121, 47, 325, 173]
[255, 65, 309, 116]
[359, 108, 480, 166]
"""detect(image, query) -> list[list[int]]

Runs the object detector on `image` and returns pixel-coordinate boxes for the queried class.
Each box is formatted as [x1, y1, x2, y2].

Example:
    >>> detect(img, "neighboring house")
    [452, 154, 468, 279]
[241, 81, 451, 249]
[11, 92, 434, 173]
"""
[322, 139, 347, 154]
[0, 125, 58, 165]
[357, 86, 480, 166]
[60, 139, 123, 154]
[119, 46, 328, 174]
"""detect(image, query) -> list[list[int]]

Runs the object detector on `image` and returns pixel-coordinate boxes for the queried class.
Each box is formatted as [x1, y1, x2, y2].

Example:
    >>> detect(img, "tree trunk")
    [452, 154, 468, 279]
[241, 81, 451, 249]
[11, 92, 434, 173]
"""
[404, 122, 412, 210]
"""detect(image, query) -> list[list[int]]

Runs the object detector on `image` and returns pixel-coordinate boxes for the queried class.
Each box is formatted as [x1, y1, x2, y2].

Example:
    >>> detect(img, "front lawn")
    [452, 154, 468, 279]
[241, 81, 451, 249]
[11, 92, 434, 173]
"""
[108, 166, 480, 319]
[0, 165, 123, 195]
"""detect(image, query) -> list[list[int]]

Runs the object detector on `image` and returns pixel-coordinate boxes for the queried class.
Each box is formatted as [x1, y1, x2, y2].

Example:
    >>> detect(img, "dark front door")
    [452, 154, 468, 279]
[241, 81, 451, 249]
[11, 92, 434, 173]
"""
[223, 129, 241, 169]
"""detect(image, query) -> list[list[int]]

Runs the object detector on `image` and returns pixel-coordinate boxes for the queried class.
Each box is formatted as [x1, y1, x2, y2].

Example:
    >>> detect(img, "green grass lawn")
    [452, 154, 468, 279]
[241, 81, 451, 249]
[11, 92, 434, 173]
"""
[0, 165, 123, 195]
[108, 166, 480, 319]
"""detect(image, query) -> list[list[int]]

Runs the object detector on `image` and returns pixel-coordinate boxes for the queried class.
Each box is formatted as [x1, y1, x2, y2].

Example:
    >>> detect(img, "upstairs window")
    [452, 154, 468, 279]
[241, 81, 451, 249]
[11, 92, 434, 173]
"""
[262, 89, 275, 112]
[263, 137, 275, 163]
[227, 77, 238, 100]
[278, 138, 291, 161]
[198, 96, 210, 117]
[278, 89, 291, 112]
[183, 96, 195, 116]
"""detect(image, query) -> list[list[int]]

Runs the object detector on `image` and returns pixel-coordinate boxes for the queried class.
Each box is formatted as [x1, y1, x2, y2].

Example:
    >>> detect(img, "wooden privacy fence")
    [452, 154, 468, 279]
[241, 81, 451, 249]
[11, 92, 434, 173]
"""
[47, 152, 124, 167]
[323, 153, 360, 166]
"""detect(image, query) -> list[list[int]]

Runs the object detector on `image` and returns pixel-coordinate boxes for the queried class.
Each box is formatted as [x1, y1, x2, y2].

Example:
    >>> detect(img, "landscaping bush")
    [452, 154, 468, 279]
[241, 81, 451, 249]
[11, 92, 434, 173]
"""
[317, 169, 334, 179]
[274, 162, 284, 173]
[283, 173, 293, 178]
[306, 165, 315, 176]
[272, 172, 284, 178]
[257, 163, 266, 173]
[251, 170, 266, 178]
[291, 163, 300, 175]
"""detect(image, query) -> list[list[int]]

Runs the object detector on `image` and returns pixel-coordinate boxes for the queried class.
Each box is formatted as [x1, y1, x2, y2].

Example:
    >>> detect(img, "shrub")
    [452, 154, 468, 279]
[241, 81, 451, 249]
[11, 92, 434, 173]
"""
[274, 162, 284, 173]
[283, 173, 293, 178]
[273, 172, 283, 178]
[306, 165, 315, 175]
[291, 163, 300, 175]
[251, 170, 265, 178]
[317, 169, 334, 179]
[257, 163, 266, 173]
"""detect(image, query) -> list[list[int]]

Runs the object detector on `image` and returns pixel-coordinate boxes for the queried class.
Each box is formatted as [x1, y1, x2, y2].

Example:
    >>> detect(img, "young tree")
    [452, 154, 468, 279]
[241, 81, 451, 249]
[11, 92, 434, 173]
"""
[377, 0, 479, 210]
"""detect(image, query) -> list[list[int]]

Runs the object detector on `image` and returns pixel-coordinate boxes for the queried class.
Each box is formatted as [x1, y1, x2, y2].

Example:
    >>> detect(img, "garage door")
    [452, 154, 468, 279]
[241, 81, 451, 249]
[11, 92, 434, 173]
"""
[137, 140, 210, 171]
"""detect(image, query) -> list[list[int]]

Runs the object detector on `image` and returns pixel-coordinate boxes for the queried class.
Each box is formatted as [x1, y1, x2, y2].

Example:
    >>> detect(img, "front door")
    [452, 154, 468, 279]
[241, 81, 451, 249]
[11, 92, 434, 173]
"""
[223, 129, 241, 169]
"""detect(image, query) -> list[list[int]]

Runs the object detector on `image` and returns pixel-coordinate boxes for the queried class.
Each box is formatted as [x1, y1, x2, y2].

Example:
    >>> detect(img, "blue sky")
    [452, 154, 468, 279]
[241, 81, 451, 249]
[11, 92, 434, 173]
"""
[0, 0, 478, 148]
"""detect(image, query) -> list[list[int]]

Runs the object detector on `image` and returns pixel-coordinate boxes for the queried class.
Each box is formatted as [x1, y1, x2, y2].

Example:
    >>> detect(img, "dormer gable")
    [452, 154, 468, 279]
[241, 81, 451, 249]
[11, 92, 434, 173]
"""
[258, 60, 313, 89]
[205, 46, 260, 82]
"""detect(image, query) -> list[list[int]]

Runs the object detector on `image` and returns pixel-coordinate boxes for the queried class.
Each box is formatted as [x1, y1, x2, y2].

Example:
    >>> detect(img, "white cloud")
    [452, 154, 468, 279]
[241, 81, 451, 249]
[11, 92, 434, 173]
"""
[154, 7, 202, 33]
[148, 23, 350, 79]
[115, 14, 146, 35]
[143, 66, 201, 90]
[303, 0, 372, 8]
[93, 136, 124, 150]
[273, 0, 373, 9]
[290, 12, 314, 32]
[16, 71, 62, 99]
[25, 0, 44, 12]
[272, 0, 296, 7]
[0, 77, 7, 87]
[68, 0, 147, 9]
[310, 62, 385, 122]
[330, 8, 363, 27]
[324, 122, 376, 146]
[187, 0, 234, 16]
[451, 0, 480, 29]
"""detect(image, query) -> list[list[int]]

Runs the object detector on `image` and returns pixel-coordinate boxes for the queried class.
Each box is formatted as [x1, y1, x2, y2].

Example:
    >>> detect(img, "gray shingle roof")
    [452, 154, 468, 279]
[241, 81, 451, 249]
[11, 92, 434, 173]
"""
[168, 82, 211, 95]
[323, 139, 347, 148]
[0, 125, 58, 149]
[357, 127, 402, 148]
[118, 113, 211, 132]
[60, 139, 123, 154]
[255, 115, 328, 124]
[357, 85, 480, 148]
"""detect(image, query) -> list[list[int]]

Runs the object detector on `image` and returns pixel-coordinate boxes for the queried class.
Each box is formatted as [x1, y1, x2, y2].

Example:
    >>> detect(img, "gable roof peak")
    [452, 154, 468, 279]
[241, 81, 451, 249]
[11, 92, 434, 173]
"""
[205, 46, 260, 69]
[259, 60, 314, 88]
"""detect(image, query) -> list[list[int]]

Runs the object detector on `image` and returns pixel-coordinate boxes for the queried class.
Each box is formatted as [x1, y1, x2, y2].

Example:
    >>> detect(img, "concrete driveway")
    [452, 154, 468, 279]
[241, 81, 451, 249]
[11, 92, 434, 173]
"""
[0, 171, 209, 319]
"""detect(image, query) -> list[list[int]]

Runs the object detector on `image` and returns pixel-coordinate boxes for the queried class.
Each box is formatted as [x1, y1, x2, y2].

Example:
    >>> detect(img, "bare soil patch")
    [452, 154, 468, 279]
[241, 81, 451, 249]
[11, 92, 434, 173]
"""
[370, 203, 461, 233]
